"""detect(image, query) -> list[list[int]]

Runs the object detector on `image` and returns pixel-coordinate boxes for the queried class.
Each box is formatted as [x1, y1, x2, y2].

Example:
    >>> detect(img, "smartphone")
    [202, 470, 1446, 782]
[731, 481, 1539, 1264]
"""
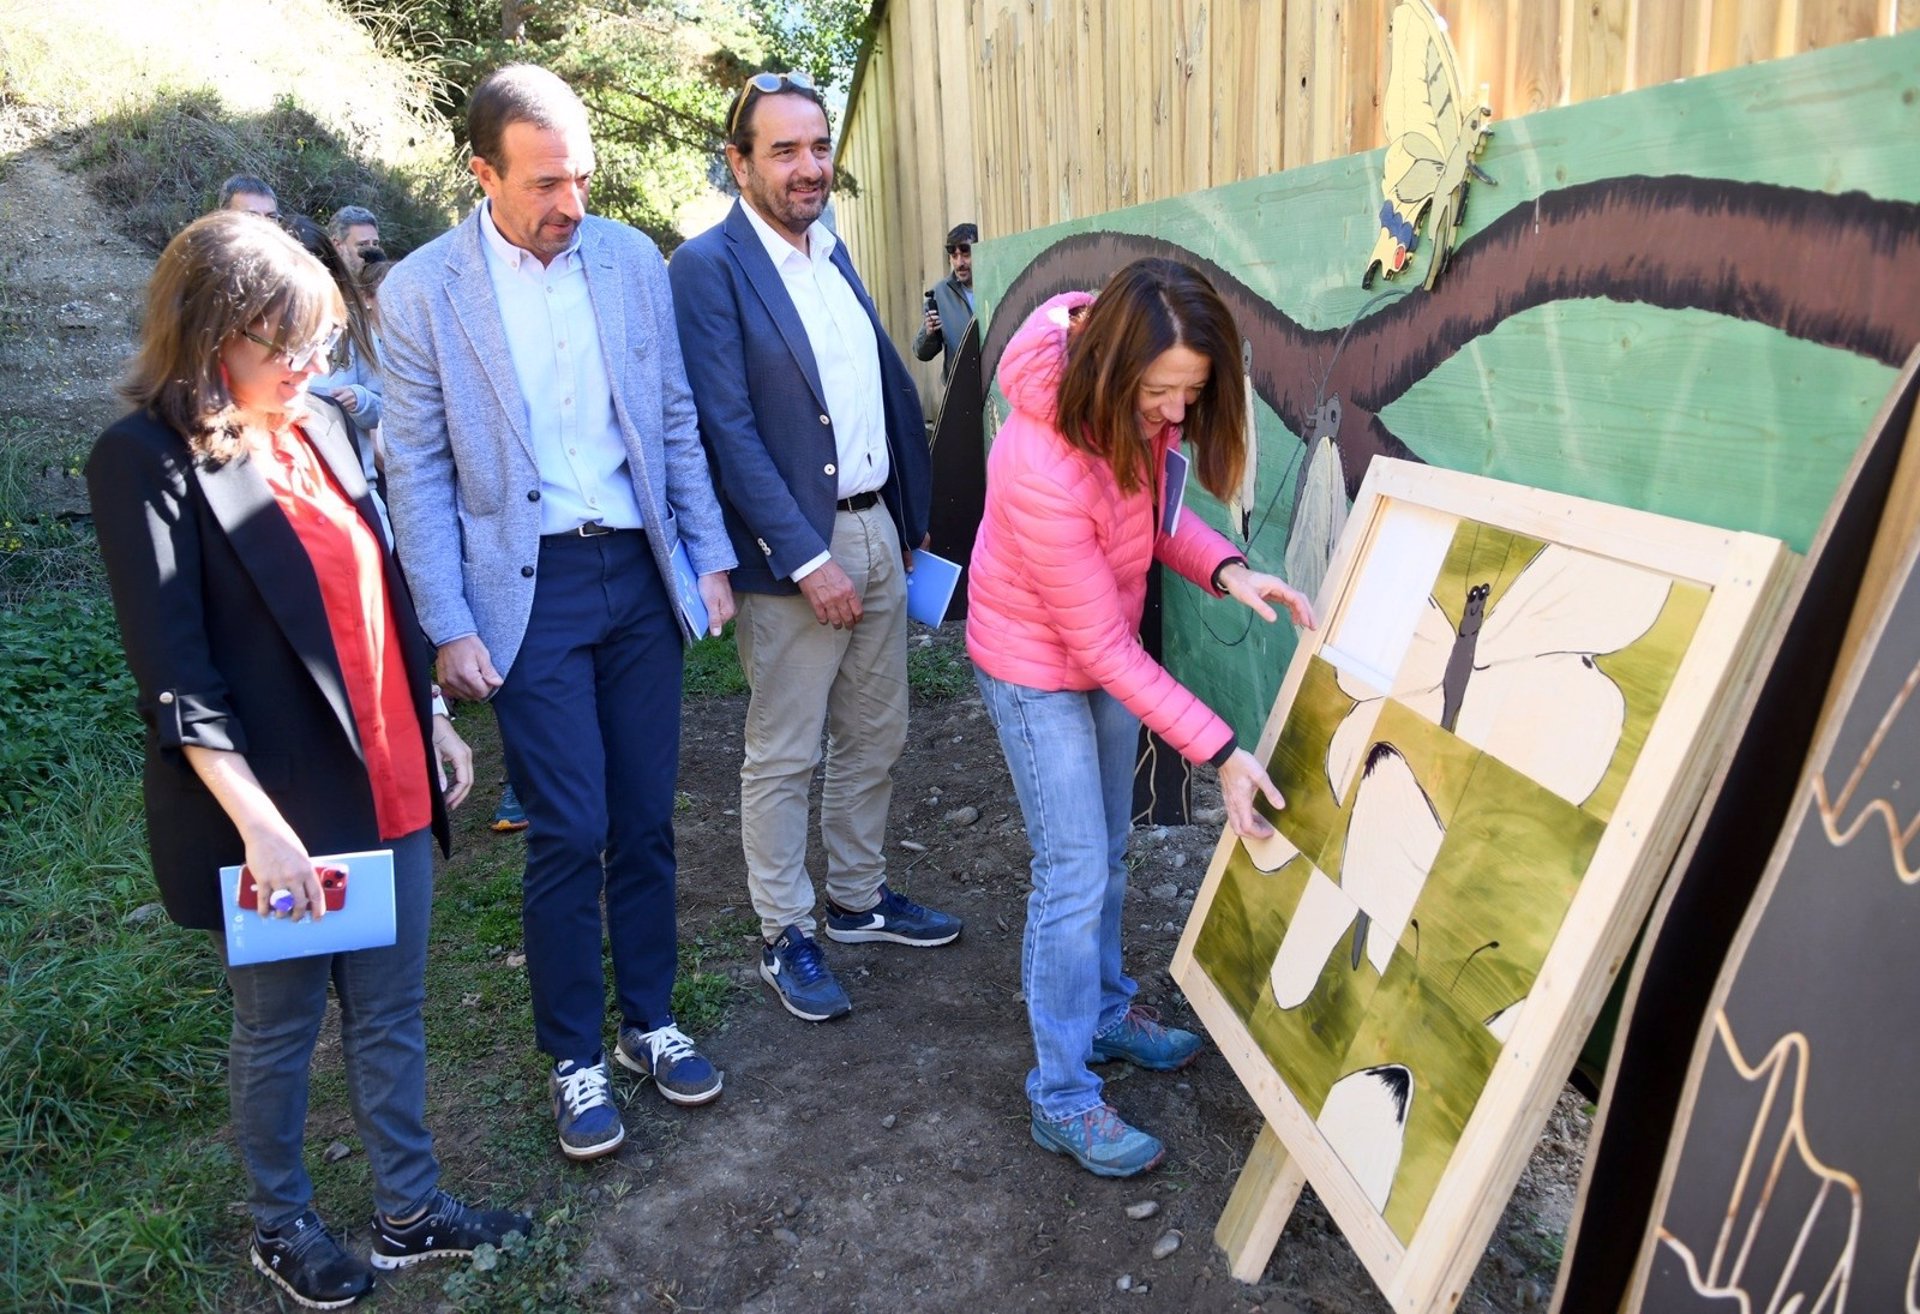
[237, 864, 348, 912]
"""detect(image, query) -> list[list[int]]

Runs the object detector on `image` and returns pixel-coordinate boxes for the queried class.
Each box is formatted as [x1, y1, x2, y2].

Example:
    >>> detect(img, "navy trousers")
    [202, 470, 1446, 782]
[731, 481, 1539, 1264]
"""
[492, 530, 683, 1062]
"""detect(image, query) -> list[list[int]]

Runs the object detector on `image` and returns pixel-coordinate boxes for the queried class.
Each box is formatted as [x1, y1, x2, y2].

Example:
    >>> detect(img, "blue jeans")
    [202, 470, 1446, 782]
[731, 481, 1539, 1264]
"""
[216, 828, 437, 1228]
[492, 529, 684, 1060]
[974, 668, 1140, 1119]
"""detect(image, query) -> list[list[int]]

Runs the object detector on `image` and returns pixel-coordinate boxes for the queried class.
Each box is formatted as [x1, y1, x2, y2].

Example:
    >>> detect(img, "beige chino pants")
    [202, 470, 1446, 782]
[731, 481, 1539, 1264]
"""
[736, 503, 909, 940]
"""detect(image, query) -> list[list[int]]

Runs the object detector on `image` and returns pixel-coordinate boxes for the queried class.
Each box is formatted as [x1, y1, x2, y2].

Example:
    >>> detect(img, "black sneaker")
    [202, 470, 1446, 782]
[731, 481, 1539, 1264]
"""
[370, 1188, 533, 1270]
[250, 1209, 373, 1310]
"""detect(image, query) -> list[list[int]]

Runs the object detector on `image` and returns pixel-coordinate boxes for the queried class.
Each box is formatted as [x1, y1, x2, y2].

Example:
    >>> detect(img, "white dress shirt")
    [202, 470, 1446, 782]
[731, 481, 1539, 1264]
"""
[738, 201, 891, 580]
[479, 200, 645, 535]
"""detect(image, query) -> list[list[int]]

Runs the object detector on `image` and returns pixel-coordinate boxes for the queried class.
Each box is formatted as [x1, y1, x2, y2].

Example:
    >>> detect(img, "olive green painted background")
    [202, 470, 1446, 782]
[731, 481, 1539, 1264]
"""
[975, 33, 1920, 742]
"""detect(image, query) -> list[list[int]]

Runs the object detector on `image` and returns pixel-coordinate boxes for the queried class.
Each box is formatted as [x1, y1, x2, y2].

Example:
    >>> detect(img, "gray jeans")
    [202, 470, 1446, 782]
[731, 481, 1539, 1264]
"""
[214, 828, 437, 1228]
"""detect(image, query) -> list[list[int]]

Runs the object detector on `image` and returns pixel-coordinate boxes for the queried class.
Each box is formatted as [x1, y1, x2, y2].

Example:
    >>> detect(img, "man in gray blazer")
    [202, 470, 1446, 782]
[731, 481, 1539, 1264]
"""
[912, 221, 976, 380]
[382, 64, 737, 1163]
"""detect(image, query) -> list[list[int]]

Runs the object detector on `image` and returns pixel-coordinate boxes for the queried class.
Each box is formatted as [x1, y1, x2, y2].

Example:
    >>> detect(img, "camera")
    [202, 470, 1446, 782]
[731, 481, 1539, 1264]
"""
[924, 288, 938, 314]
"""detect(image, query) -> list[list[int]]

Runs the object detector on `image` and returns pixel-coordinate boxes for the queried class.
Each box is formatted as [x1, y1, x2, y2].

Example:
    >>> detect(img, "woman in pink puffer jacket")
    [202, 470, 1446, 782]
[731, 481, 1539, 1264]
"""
[967, 259, 1315, 1178]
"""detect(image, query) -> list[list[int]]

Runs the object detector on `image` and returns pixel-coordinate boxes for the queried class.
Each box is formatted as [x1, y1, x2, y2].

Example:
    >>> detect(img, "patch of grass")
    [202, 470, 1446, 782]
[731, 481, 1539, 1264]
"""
[0, 736, 235, 1311]
[684, 626, 748, 698]
[909, 634, 975, 701]
[441, 1202, 608, 1311]
[1511, 1211, 1569, 1274]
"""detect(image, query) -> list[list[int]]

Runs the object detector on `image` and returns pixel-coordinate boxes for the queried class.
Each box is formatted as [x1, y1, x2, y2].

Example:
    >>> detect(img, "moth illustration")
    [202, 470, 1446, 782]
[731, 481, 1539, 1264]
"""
[1325, 544, 1671, 808]
[1319, 1063, 1413, 1212]
[1362, 0, 1495, 291]
[1268, 743, 1445, 1008]
[1235, 338, 1259, 542]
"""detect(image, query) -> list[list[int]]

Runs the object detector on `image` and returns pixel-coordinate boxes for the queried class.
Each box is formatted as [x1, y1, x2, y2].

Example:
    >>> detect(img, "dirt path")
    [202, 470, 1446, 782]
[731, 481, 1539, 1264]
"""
[0, 118, 151, 455]
[544, 642, 1586, 1314]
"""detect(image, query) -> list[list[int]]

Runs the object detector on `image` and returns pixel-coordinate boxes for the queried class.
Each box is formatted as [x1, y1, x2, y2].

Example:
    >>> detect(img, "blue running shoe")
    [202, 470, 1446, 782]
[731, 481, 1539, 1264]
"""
[550, 1053, 624, 1161]
[1091, 1005, 1204, 1071]
[1030, 1103, 1166, 1178]
[823, 883, 962, 947]
[489, 784, 528, 833]
[616, 1022, 723, 1106]
[760, 926, 852, 1021]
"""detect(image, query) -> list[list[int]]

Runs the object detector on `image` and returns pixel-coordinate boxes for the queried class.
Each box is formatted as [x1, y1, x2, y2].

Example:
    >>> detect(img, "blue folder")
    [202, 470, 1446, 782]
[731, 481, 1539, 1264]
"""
[671, 540, 711, 637]
[217, 849, 397, 965]
[906, 549, 963, 627]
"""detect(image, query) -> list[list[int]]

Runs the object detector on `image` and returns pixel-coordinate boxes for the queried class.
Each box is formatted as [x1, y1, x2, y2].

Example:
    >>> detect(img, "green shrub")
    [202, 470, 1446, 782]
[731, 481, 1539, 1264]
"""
[72, 88, 463, 254]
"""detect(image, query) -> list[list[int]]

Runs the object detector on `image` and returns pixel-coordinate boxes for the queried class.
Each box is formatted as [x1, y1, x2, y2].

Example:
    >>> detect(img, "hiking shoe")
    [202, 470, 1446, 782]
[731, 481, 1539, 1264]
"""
[1091, 1005, 1204, 1071]
[370, 1188, 533, 1270]
[550, 1053, 625, 1160]
[490, 784, 529, 832]
[823, 883, 962, 947]
[250, 1208, 373, 1310]
[616, 1022, 723, 1106]
[1030, 1103, 1166, 1178]
[760, 926, 852, 1021]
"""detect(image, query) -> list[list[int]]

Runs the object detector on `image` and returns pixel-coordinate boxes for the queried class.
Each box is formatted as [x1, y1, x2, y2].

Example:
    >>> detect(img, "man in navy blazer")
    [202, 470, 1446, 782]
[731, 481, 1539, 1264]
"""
[382, 65, 737, 1161]
[671, 73, 960, 1025]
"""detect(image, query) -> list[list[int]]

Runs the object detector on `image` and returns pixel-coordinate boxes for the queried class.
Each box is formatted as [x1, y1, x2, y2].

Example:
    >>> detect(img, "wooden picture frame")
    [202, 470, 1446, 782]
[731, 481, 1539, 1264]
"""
[1171, 459, 1791, 1313]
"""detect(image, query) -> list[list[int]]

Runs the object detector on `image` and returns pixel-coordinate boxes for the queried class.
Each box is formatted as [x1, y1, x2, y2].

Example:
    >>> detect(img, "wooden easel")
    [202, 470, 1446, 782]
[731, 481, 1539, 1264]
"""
[1215, 1124, 1308, 1281]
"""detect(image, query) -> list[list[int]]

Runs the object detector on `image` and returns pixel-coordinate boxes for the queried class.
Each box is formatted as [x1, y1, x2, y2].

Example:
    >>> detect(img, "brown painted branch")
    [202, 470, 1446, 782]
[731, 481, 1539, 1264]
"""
[983, 178, 1920, 491]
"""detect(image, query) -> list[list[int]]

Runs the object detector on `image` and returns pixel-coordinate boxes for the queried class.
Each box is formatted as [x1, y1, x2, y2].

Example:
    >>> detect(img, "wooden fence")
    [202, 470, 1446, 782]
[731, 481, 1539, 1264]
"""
[835, 0, 1920, 403]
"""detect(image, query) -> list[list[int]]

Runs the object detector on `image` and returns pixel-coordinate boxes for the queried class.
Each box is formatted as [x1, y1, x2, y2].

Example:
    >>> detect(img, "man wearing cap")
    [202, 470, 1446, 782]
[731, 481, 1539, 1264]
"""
[912, 222, 976, 380]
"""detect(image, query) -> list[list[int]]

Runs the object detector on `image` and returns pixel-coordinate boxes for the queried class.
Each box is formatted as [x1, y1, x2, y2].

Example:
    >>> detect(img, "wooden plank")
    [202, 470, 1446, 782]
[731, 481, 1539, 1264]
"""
[1707, 0, 1794, 66]
[1216, 1124, 1309, 1282]
[1346, 0, 1389, 152]
[1903, 0, 1920, 34]
[1455, 0, 1512, 128]
[1183, 1, 1211, 198]
[1258, 0, 1288, 177]
[1567, 0, 1632, 101]
[1310, 0, 1348, 163]
[1511, 0, 1565, 112]
[1795, 0, 1882, 53]
[1822, 386, 1920, 724]
[1283, 0, 1316, 170]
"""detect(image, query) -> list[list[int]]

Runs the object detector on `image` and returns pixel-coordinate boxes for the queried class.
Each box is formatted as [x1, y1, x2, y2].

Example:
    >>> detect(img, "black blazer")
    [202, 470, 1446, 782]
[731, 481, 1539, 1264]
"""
[86, 398, 450, 931]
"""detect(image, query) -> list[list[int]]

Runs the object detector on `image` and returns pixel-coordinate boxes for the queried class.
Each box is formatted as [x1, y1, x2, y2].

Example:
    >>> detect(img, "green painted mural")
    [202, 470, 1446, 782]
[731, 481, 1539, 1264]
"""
[974, 33, 1920, 746]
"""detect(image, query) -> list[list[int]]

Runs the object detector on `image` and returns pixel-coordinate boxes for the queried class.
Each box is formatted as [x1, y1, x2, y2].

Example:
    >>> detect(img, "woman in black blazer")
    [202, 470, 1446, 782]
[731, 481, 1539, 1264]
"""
[86, 212, 527, 1310]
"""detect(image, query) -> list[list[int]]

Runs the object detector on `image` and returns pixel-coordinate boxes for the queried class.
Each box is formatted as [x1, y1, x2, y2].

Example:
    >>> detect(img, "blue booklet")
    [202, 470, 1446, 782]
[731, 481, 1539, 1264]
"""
[218, 849, 397, 965]
[671, 540, 711, 637]
[906, 549, 963, 627]
[1162, 447, 1190, 536]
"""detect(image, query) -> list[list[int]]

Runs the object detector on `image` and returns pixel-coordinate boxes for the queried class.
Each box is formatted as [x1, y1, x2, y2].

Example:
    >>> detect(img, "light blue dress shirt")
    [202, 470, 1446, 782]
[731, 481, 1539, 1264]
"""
[478, 200, 645, 535]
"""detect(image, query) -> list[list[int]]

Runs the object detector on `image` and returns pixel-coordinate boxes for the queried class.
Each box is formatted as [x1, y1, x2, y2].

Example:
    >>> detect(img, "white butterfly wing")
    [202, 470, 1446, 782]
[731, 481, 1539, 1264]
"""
[1327, 600, 1453, 798]
[1242, 828, 1301, 874]
[1319, 1064, 1413, 1212]
[1268, 869, 1360, 1009]
[1344, 744, 1447, 975]
[1477, 545, 1671, 666]
[1454, 651, 1628, 805]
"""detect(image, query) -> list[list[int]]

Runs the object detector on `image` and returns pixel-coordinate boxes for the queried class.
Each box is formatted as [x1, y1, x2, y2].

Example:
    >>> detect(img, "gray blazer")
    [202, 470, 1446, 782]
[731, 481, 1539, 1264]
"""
[379, 209, 736, 676]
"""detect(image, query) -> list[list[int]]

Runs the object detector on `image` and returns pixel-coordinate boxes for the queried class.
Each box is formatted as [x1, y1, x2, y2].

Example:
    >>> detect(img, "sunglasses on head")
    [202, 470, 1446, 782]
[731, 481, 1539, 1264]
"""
[727, 69, 817, 138]
[240, 325, 343, 372]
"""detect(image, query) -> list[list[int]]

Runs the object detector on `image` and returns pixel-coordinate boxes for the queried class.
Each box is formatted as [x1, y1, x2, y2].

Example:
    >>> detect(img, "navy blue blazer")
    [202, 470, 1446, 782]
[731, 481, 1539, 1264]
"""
[669, 201, 931, 595]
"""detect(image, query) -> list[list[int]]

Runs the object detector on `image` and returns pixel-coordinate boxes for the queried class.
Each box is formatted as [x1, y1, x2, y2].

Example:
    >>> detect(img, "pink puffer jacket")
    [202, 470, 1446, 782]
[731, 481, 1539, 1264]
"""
[966, 291, 1241, 764]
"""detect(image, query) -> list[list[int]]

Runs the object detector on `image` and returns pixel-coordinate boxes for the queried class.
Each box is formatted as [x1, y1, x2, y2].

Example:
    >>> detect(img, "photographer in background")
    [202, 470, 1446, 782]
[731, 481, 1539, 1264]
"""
[912, 221, 976, 379]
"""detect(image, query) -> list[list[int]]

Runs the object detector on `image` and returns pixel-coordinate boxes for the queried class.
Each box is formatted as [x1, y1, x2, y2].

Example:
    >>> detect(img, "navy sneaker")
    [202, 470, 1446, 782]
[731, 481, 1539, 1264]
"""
[1091, 1005, 1204, 1071]
[616, 1022, 723, 1106]
[823, 883, 962, 947]
[760, 926, 852, 1021]
[550, 1053, 624, 1160]
[1030, 1103, 1166, 1178]
[370, 1189, 533, 1270]
[489, 784, 528, 832]
[250, 1208, 373, 1309]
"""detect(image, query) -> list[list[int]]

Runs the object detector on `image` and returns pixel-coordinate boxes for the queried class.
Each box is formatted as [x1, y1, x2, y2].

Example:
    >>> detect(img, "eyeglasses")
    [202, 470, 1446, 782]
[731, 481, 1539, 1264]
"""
[240, 325, 343, 372]
[727, 69, 817, 138]
[947, 243, 972, 256]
